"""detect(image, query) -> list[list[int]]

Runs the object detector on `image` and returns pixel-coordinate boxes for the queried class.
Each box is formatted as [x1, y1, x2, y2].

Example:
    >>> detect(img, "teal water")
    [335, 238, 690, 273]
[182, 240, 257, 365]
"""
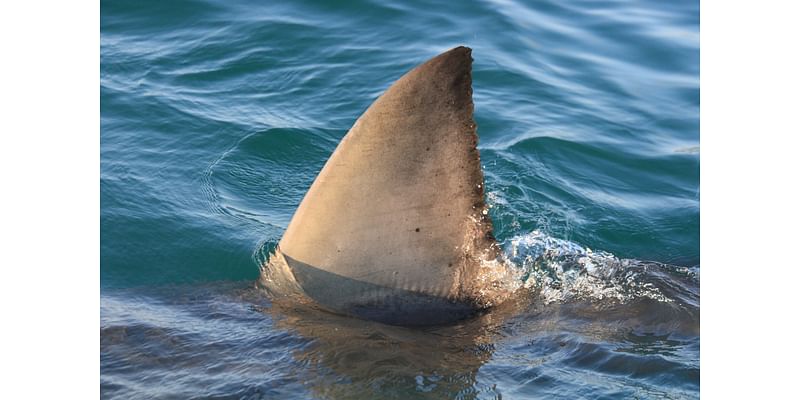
[101, 0, 699, 398]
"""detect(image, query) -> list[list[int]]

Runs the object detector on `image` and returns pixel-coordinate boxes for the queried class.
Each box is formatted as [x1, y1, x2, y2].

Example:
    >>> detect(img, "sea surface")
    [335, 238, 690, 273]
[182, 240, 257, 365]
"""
[101, 0, 700, 398]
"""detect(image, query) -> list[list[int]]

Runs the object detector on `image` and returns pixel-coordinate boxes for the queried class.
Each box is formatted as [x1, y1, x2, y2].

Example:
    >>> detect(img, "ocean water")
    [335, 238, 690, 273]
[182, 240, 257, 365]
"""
[101, 0, 700, 398]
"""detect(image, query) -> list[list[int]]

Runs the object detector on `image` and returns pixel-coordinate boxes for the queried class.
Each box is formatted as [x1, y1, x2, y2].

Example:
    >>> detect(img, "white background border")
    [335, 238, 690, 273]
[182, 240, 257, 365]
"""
[702, 0, 800, 397]
[1, 1, 99, 398]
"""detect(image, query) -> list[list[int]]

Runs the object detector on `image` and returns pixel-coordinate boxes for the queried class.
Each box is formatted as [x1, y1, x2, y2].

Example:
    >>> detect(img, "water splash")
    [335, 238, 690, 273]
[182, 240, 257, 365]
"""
[500, 230, 696, 305]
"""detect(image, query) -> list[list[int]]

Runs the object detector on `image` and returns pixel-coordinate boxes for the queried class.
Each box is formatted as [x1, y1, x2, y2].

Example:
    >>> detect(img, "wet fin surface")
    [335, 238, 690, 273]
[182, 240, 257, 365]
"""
[265, 47, 503, 325]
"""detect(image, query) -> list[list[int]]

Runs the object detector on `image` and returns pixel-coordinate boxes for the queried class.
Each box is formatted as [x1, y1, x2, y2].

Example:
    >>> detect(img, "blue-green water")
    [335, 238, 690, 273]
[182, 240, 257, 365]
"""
[101, 0, 699, 398]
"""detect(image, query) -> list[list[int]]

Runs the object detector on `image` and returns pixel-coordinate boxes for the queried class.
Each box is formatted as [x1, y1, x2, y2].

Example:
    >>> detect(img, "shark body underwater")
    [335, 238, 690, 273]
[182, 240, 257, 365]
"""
[260, 46, 520, 326]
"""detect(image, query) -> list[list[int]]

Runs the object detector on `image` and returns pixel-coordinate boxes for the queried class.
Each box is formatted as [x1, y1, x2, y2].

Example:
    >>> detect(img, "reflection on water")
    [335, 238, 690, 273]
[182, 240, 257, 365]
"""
[265, 295, 505, 399]
[257, 255, 698, 398]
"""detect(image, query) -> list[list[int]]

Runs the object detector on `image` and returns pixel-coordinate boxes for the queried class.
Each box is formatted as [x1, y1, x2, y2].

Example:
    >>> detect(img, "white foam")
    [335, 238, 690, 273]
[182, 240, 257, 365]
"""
[501, 230, 676, 305]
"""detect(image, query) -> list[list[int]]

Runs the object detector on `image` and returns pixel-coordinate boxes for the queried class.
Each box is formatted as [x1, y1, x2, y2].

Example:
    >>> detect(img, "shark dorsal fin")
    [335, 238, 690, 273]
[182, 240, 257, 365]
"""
[269, 47, 501, 325]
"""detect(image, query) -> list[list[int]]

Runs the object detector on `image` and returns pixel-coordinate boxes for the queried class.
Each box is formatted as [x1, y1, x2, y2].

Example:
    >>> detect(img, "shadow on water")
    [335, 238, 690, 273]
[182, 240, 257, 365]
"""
[261, 290, 526, 399]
